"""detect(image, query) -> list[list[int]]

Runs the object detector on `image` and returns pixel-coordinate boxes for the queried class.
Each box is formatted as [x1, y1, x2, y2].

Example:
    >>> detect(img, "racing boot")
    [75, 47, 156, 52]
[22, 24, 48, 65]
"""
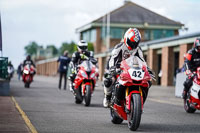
[182, 90, 187, 99]
[69, 82, 75, 95]
[103, 95, 111, 108]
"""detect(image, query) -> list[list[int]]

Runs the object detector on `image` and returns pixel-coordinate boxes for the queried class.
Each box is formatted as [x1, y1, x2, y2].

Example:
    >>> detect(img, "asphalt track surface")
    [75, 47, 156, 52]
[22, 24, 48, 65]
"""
[10, 75, 200, 133]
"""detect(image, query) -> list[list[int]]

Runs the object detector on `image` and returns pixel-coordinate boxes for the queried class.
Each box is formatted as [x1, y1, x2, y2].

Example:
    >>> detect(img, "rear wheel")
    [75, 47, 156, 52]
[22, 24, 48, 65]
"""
[84, 85, 91, 106]
[110, 107, 123, 124]
[184, 93, 196, 113]
[128, 94, 142, 131]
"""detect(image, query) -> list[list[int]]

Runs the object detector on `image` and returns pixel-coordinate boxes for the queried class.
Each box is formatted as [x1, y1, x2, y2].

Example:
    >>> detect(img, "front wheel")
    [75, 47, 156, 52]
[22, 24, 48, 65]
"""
[184, 93, 196, 113]
[84, 85, 91, 106]
[24, 82, 30, 88]
[128, 94, 142, 131]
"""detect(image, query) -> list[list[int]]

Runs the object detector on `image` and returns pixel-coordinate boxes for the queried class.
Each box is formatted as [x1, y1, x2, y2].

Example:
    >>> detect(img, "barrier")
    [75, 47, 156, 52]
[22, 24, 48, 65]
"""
[175, 72, 187, 97]
[0, 79, 10, 96]
[36, 58, 59, 76]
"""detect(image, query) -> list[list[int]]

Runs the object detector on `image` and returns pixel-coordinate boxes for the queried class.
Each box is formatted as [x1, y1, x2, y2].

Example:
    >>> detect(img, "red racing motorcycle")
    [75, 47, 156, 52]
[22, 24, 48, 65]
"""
[73, 59, 98, 106]
[110, 56, 152, 131]
[184, 67, 200, 113]
[22, 64, 35, 88]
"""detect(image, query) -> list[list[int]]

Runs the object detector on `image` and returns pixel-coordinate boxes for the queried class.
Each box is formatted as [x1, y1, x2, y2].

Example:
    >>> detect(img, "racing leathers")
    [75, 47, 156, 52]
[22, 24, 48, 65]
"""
[103, 42, 152, 106]
[23, 59, 35, 67]
[69, 51, 95, 91]
[183, 48, 200, 98]
[23, 59, 36, 74]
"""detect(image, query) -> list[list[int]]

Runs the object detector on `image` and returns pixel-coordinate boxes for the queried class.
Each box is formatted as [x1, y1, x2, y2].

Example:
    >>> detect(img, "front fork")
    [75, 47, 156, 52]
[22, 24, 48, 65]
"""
[82, 81, 93, 96]
[125, 87, 143, 112]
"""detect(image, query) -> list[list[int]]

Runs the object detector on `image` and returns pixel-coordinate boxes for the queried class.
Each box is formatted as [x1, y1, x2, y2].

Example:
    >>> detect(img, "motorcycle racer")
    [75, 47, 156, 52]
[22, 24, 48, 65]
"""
[103, 28, 153, 108]
[183, 38, 200, 99]
[23, 55, 36, 75]
[23, 55, 35, 67]
[69, 40, 97, 91]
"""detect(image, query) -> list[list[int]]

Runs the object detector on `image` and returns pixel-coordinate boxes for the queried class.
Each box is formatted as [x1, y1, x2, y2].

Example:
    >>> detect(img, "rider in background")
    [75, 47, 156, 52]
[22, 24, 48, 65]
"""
[103, 28, 153, 108]
[183, 38, 200, 99]
[69, 40, 96, 91]
[23, 55, 36, 75]
[23, 55, 35, 67]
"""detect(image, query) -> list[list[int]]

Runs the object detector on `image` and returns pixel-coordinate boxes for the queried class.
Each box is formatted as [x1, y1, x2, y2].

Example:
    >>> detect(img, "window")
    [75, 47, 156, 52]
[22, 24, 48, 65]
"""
[101, 27, 126, 39]
[82, 29, 96, 42]
[110, 28, 125, 39]
[153, 29, 174, 40]
[144, 30, 151, 40]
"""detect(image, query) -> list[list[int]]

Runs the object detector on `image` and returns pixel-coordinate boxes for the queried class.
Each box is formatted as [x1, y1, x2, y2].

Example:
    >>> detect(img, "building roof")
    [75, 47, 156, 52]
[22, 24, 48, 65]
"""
[140, 32, 200, 47]
[140, 31, 200, 50]
[94, 31, 200, 58]
[77, 2, 183, 32]
[94, 2, 183, 26]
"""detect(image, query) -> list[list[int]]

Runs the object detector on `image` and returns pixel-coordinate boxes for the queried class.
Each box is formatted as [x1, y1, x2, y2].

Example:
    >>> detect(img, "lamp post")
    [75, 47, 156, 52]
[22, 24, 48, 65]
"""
[106, 11, 110, 51]
[0, 12, 3, 57]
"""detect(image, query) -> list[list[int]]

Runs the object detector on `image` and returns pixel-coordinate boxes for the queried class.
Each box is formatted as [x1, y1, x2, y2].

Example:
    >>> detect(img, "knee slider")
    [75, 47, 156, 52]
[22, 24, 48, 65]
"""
[104, 78, 112, 88]
[104, 86, 112, 96]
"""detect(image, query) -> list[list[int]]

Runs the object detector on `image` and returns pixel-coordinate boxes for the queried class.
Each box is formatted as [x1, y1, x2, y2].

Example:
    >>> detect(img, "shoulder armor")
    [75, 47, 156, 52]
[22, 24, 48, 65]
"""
[188, 48, 195, 54]
[72, 52, 79, 57]
[114, 42, 123, 49]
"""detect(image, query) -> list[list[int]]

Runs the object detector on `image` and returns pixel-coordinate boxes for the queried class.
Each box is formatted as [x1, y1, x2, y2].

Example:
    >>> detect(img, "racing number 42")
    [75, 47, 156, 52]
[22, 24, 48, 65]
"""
[132, 71, 142, 78]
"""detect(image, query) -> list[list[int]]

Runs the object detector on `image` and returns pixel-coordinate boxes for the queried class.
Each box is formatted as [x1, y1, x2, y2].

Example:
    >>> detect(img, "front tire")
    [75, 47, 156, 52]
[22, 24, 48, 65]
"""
[25, 82, 30, 88]
[128, 94, 142, 131]
[84, 85, 91, 106]
[110, 107, 123, 124]
[184, 93, 196, 113]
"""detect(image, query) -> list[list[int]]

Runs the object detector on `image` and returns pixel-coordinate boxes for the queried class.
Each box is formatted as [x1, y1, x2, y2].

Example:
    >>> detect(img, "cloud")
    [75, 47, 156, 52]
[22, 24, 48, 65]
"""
[1, 0, 200, 67]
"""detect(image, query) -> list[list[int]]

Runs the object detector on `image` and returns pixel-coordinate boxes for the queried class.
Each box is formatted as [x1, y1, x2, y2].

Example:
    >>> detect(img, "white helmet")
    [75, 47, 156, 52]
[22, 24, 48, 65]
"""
[77, 40, 88, 52]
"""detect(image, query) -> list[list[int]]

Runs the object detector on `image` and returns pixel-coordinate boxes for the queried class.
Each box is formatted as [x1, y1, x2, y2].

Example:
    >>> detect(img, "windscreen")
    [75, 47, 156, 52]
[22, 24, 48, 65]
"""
[125, 56, 146, 68]
[80, 60, 93, 72]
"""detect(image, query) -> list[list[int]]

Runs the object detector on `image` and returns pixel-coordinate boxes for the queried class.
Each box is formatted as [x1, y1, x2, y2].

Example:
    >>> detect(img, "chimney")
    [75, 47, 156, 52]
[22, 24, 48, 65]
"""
[124, 0, 131, 5]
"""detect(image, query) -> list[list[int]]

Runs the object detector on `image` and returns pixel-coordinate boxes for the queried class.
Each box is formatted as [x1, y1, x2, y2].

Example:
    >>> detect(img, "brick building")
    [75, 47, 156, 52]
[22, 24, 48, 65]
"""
[76, 1, 183, 54]
[76, 1, 183, 81]
[36, 1, 196, 87]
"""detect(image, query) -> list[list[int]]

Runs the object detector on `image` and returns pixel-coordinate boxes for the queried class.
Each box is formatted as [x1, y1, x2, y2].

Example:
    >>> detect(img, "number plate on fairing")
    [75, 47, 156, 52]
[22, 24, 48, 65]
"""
[128, 68, 145, 80]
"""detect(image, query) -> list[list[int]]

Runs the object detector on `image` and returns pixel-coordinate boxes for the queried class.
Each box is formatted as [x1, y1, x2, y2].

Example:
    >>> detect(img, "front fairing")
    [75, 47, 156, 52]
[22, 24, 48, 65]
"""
[118, 56, 151, 86]
[74, 60, 96, 89]
[190, 81, 200, 99]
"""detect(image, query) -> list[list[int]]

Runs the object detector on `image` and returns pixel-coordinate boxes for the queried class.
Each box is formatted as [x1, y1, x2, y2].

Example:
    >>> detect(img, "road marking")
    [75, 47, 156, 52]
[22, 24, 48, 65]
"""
[148, 98, 182, 106]
[11, 96, 38, 133]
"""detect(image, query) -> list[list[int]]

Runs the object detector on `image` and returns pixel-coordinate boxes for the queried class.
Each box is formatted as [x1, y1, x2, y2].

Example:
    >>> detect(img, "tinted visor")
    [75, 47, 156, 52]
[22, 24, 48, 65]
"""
[78, 46, 87, 50]
[127, 38, 139, 49]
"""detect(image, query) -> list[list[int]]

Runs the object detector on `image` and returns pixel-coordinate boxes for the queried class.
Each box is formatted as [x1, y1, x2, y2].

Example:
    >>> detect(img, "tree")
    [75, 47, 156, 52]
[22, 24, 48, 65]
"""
[24, 41, 39, 56]
[59, 41, 77, 56]
[88, 42, 94, 51]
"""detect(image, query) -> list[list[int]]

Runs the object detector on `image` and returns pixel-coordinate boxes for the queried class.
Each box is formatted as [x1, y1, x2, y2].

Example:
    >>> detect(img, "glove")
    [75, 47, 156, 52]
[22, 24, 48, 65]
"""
[109, 66, 116, 76]
[186, 70, 195, 78]
[80, 54, 89, 60]
[147, 67, 156, 81]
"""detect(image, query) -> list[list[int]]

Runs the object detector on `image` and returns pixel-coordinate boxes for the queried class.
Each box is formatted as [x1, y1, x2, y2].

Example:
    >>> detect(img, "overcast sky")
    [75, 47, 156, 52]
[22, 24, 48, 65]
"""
[0, 0, 200, 67]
